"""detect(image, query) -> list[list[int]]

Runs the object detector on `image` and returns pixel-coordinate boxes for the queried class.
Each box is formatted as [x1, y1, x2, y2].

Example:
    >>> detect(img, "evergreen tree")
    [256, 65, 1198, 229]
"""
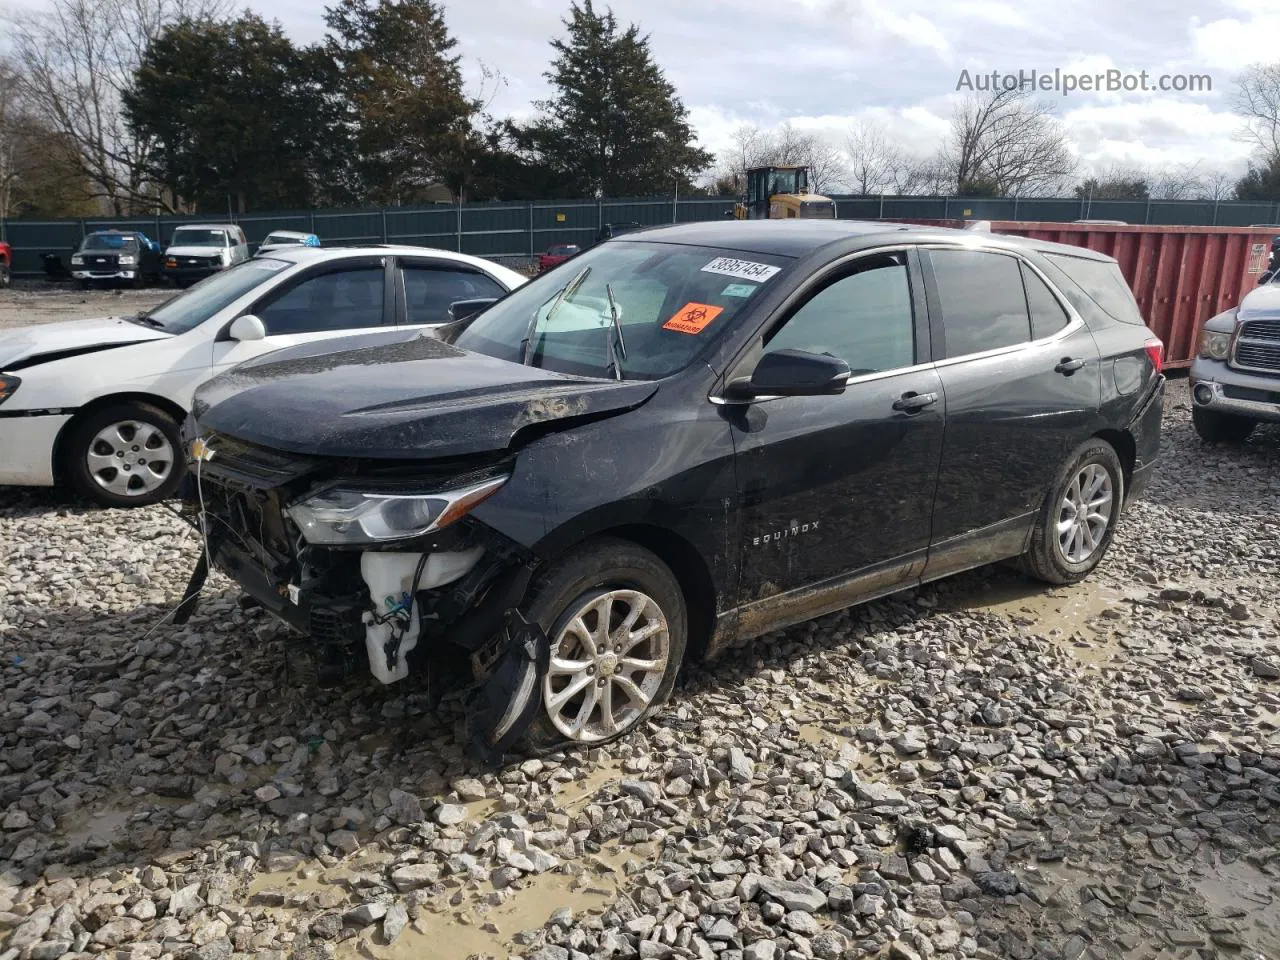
[523, 1, 711, 197]
[324, 0, 477, 203]
[124, 14, 336, 212]
[1235, 160, 1280, 202]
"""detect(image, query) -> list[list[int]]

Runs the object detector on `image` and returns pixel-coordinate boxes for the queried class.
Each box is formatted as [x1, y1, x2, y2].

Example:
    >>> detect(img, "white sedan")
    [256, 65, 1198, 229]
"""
[0, 246, 526, 507]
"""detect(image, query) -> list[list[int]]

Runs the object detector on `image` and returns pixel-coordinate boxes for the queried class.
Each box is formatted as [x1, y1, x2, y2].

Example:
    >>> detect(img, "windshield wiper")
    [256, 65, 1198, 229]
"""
[128, 313, 165, 329]
[522, 266, 590, 366]
[603, 283, 626, 381]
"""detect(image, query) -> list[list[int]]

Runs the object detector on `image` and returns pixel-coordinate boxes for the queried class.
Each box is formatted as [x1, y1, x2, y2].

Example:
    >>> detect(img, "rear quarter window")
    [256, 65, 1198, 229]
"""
[1042, 253, 1145, 325]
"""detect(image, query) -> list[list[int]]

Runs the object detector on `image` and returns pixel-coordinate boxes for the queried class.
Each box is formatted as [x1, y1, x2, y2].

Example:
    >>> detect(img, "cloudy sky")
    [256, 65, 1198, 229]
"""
[19, 0, 1279, 181]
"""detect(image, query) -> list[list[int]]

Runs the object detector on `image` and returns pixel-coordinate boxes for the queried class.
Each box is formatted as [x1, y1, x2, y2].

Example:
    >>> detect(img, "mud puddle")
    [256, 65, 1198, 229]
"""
[60, 807, 135, 849]
[348, 844, 642, 960]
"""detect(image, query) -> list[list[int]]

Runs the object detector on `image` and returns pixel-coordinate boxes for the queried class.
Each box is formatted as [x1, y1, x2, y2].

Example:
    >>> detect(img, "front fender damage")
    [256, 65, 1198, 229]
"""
[463, 610, 549, 764]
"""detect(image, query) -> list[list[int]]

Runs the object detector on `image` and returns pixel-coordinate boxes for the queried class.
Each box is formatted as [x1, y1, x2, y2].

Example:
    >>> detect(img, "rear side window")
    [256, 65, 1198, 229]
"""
[928, 249, 1029, 358]
[1043, 253, 1144, 325]
[1021, 264, 1071, 340]
[402, 265, 506, 326]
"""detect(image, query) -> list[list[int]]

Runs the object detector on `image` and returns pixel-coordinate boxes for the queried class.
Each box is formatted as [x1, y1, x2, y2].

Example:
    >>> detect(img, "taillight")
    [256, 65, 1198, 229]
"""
[1144, 339, 1164, 374]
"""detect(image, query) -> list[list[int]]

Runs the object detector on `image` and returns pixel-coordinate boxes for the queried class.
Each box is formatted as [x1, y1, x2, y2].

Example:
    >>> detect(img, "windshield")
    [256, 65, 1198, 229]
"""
[82, 234, 140, 252]
[264, 233, 305, 246]
[454, 241, 791, 380]
[548, 244, 578, 256]
[171, 229, 229, 248]
[139, 258, 290, 334]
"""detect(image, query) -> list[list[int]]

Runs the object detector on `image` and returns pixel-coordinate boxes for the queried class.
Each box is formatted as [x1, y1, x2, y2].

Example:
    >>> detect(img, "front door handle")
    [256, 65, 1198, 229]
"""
[892, 391, 938, 413]
[1055, 357, 1086, 374]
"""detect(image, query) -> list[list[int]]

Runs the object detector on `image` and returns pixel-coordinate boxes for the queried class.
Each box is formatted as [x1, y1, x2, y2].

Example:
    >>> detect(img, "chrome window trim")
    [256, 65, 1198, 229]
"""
[707, 243, 922, 405]
[917, 242, 1088, 367]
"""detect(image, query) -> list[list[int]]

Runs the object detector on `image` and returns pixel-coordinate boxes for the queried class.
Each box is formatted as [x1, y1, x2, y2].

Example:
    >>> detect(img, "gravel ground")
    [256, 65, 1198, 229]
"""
[2, 379, 1280, 960]
[0, 284, 171, 331]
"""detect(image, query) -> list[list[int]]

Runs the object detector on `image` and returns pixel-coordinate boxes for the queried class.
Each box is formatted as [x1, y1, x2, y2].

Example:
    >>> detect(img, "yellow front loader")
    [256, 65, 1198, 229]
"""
[733, 165, 836, 220]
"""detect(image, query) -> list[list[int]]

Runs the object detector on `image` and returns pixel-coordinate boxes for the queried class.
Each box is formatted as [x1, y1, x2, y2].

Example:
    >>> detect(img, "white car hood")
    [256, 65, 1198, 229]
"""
[165, 245, 226, 258]
[0, 317, 172, 370]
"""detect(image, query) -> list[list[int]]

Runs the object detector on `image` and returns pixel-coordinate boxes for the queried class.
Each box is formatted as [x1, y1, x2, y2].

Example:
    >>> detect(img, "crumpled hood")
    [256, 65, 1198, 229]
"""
[193, 328, 659, 459]
[0, 317, 171, 370]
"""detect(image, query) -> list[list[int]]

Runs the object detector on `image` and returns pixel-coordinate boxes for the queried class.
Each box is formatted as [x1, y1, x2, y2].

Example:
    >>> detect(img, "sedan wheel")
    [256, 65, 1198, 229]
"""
[544, 588, 671, 743]
[64, 401, 186, 507]
[1056, 463, 1114, 563]
[86, 420, 175, 498]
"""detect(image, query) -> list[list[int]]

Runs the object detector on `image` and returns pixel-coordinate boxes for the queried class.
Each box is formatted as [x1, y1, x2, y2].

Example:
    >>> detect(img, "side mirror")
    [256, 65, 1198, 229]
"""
[229, 314, 266, 341]
[725, 348, 852, 401]
[448, 297, 498, 323]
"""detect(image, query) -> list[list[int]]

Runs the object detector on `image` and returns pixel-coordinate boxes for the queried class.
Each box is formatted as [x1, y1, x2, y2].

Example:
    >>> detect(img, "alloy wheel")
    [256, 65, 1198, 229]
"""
[85, 419, 174, 498]
[1057, 463, 1114, 563]
[543, 588, 670, 742]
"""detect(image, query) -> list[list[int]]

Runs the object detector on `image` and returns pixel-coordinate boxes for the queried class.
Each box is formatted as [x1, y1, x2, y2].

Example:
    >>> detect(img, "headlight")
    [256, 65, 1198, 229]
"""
[1199, 329, 1231, 361]
[118, 255, 137, 265]
[0, 375, 19, 406]
[71, 254, 83, 264]
[286, 475, 508, 546]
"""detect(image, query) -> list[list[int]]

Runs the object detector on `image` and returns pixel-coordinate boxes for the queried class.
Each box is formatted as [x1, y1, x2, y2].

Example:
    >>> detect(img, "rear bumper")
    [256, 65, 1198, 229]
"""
[0, 413, 72, 486]
[1189, 357, 1280, 422]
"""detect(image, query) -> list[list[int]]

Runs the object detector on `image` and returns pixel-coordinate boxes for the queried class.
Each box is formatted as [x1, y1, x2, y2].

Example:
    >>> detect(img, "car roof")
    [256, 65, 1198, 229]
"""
[259, 244, 529, 284]
[172, 223, 237, 231]
[617, 219, 1118, 262]
[263, 230, 314, 239]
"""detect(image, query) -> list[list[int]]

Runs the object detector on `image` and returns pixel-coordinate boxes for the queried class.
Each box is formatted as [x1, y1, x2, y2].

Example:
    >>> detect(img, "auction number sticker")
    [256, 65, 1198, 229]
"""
[700, 257, 781, 283]
[663, 302, 724, 334]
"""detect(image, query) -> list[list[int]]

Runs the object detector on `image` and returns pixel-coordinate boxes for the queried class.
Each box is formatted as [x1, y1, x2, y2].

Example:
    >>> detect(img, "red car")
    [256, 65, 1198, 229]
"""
[538, 243, 580, 273]
[0, 241, 11, 288]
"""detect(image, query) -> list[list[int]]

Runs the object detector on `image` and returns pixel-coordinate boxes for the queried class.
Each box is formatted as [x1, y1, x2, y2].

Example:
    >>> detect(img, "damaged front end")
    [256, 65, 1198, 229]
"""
[180, 432, 549, 758]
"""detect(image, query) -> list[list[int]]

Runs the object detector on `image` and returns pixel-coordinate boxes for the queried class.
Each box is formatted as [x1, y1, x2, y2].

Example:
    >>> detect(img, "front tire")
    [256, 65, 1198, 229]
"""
[521, 538, 686, 751]
[1018, 439, 1124, 586]
[1192, 406, 1255, 444]
[0, 261, 10, 289]
[63, 401, 185, 507]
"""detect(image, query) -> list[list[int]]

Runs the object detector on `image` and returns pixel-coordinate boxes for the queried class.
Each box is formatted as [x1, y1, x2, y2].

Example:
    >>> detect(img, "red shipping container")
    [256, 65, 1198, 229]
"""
[891, 220, 1278, 369]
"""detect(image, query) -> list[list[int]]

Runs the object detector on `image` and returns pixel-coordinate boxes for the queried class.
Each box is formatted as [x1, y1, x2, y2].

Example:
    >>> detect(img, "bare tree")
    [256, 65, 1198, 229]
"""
[1198, 167, 1236, 202]
[937, 88, 1076, 196]
[1233, 63, 1280, 166]
[715, 121, 847, 194]
[0, 56, 21, 221]
[7, 0, 231, 214]
[845, 119, 936, 195]
[1150, 161, 1208, 200]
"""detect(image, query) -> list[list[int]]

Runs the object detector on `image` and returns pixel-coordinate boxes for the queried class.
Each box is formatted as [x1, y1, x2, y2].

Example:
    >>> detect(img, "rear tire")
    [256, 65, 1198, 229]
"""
[63, 401, 186, 508]
[1018, 439, 1124, 586]
[0, 261, 10, 289]
[1192, 406, 1255, 444]
[520, 538, 686, 752]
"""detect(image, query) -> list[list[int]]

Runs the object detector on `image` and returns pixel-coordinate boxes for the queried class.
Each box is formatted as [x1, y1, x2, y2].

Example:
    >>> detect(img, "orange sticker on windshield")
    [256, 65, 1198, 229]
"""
[663, 302, 723, 334]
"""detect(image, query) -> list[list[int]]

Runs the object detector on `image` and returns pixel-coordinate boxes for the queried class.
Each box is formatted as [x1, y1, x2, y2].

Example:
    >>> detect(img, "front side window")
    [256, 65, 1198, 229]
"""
[929, 248, 1030, 358]
[254, 267, 385, 335]
[766, 253, 915, 376]
[454, 241, 792, 380]
[402, 265, 506, 326]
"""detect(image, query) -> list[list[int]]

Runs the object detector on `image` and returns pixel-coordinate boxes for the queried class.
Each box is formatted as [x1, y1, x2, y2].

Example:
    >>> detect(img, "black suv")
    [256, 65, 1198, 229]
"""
[185, 220, 1165, 757]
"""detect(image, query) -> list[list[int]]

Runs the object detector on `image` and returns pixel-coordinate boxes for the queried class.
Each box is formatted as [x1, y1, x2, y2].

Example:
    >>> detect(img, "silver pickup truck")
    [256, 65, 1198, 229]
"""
[1190, 281, 1280, 442]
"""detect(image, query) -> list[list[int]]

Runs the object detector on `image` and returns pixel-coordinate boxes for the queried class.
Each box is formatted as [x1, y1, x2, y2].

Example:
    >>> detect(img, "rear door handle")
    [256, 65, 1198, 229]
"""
[1055, 357, 1086, 374]
[892, 391, 938, 413]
